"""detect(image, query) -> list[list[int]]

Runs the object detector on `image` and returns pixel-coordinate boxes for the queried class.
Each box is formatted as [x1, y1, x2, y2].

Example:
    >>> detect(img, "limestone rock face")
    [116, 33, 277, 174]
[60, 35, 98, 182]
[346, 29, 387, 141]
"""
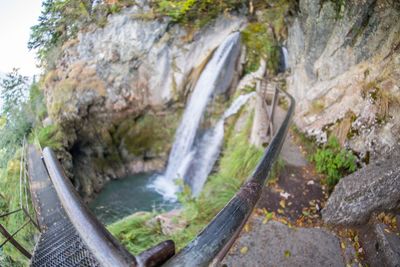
[44, 2, 245, 200]
[322, 148, 400, 226]
[287, 0, 400, 158]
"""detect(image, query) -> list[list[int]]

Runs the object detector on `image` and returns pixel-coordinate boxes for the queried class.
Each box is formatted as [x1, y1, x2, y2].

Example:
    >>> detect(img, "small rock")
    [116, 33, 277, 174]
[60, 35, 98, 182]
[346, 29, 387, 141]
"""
[154, 210, 186, 236]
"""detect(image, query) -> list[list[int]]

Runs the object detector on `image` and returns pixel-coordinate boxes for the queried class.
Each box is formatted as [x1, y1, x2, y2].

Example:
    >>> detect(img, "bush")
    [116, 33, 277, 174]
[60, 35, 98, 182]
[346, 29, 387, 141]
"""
[153, 0, 246, 27]
[311, 136, 357, 188]
[34, 125, 64, 150]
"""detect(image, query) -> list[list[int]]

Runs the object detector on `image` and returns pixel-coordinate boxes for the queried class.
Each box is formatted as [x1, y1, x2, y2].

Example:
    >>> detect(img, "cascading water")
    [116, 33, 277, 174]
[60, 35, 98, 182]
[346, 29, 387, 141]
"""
[279, 46, 289, 73]
[151, 32, 241, 200]
[187, 92, 256, 196]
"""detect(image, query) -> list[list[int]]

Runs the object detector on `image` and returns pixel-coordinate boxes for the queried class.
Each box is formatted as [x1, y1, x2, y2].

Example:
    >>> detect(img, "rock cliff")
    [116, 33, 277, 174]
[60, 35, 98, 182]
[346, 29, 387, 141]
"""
[44, 2, 245, 201]
[287, 0, 400, 160]
[43, 0, 400, 202]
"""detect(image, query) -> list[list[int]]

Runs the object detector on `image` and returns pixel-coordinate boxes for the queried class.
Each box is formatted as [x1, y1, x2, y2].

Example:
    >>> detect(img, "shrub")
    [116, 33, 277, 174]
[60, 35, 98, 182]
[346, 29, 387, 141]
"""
[153, 0, 246, 27]
[311, 136, 357, 188]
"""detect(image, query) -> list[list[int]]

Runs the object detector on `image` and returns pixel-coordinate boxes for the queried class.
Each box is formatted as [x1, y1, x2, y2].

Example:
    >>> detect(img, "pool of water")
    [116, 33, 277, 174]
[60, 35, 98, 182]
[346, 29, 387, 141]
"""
[89, 172, 177, 225]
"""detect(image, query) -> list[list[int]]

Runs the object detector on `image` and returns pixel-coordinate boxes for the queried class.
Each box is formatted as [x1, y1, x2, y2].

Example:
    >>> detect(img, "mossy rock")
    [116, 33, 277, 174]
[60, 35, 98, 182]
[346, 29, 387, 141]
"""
[115, 112, 181, 157]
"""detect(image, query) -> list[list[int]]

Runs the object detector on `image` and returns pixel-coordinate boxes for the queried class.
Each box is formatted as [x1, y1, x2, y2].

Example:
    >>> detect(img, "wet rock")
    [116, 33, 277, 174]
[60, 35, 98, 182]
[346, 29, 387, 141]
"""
[223, 219, 345, 267]
[322, 148, 400, 226]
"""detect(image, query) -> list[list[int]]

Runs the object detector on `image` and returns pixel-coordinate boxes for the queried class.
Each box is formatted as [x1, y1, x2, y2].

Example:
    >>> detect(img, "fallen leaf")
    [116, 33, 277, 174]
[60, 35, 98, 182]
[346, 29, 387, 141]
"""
[279, 200, 286, 208]
[284, 250, 291, 257]
[240, 246, 248, 254]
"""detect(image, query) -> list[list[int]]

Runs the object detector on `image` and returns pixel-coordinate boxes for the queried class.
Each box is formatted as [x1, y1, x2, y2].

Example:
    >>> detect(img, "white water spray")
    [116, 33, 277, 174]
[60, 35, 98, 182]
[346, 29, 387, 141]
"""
[151, 33, 241, 200]
[188, 92, 256, 196]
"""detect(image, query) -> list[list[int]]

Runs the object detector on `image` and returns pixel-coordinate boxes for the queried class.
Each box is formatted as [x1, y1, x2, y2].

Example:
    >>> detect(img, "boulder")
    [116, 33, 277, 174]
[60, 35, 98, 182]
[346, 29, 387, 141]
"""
[223, 219, 345, 267]
[322, 148, 400, 226]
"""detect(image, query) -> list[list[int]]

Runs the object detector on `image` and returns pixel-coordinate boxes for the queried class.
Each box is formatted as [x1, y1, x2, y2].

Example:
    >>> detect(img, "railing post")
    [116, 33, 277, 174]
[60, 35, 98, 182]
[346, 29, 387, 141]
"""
[0, 223, 32, 259]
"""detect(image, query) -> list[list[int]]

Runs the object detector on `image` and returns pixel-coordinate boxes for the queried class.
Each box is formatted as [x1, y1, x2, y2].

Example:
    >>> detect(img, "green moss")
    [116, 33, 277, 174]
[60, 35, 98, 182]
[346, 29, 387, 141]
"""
[48, 79, 76, 117]
[115, 112, 181, 157]
[109, 111, 263, 253]
[309, 99, 325, 114]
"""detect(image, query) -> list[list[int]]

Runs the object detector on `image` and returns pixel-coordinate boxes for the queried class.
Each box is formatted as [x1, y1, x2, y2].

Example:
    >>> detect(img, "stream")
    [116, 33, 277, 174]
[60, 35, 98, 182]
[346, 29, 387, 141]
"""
[89, 172, 177, 225]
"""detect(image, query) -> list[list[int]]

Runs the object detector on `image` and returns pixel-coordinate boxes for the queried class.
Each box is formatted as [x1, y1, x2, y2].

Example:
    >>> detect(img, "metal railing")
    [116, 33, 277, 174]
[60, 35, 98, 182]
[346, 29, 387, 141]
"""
[42, 148, 175, 267]
[35, 83, 293, 266]
[0, 137, 40, 259]
[163, 87, 295, 266]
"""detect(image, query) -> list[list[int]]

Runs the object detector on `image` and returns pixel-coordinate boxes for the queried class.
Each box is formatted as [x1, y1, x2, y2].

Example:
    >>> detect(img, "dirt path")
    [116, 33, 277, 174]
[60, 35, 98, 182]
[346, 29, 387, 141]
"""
[222, 131, 361, 267]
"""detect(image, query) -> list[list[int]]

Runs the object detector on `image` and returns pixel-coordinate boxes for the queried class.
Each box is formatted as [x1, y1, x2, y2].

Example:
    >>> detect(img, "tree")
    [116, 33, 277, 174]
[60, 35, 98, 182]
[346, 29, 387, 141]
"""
[0, 69, 32, 166]
[28, 0, 95, 63]
[0, 69, 28, 116]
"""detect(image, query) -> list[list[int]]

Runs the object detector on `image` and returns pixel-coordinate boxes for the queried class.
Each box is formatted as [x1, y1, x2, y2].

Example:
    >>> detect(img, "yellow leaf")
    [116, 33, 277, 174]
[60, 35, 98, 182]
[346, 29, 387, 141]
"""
[284, 250, 291, 257]
[340, 242, 346, 249]
[279, 200, 286, 208]
[240, 246, 248, 254]
[244, 224, 250, 232]
[277, 209, 284, 214]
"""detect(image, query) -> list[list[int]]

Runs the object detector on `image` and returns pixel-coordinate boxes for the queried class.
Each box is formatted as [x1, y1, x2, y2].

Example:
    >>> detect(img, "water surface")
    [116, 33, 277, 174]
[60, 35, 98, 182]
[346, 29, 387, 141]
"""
[90, 172, 176, 225]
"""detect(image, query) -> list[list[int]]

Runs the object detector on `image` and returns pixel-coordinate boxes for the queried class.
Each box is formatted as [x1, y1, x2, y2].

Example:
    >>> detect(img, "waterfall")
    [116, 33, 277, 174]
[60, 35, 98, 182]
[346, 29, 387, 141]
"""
[187, 92, 256, 196]
[280, 46, 289, 72]
[151, 32, 241, 200]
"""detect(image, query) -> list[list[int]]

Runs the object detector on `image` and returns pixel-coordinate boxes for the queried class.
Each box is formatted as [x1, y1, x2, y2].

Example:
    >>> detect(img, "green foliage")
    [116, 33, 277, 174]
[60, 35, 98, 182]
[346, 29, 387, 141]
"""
[0, 156, 37, 267]
[29, 0, 91, 64]
[241, 0, 293, 74]
[109, 110, 263, 253]
[114, 112, 180, 157]
[29, 0, 135, 67]
[0, 69, 29, 116]
[153, 0, 246, 27]
[311, 136, 357, 188]
[0, 70, 48, 265]
[108, 212, 165, 254]
[34, 125, 64, 150]
[0, 70, 32, 167]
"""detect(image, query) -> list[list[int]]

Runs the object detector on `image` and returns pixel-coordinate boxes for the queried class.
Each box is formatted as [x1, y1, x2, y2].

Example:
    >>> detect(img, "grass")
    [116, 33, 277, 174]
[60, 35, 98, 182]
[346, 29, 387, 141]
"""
[32, 124, 64, 150]
[109, 109, 263, 253]
[0, 150, 38, 267]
